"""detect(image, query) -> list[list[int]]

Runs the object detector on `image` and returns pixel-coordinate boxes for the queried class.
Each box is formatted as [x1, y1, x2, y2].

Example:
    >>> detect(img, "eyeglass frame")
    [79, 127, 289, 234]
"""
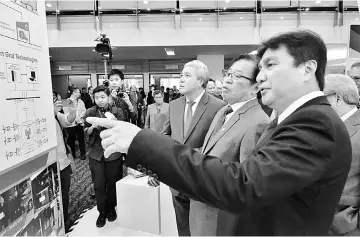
[222, 69, 254, 82]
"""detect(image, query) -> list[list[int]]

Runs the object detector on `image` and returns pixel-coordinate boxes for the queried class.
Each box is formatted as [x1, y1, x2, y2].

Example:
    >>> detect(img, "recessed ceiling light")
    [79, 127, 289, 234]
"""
[315, 0, 322, 4]
[110, 25, 113, 28]
[46, 3, 52, 7]
[92, 49, 96, 52]
[280, 16, 284, 19]
[147, 8, 150, 11]
[56, 9, 60, 13]
[223, 7, 226, 10]
[180, 8, 183, 12]
[305, 8, 310, 11]
[165, 48, 175, 56]
[225, 0, 231, 3]
[240, 16, 243, 19]
[199, 17, 203, 21]
[143, 0, 148, 4]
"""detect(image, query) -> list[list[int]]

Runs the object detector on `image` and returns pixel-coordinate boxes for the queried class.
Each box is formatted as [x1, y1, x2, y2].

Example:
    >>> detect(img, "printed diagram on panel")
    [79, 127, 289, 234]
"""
[2, 99, 48, 160]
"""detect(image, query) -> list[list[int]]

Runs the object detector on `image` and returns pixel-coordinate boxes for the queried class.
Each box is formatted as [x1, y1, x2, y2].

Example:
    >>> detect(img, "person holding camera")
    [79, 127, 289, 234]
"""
[83, 85, 124, 228]
[107, 69, 137, 123]
[53, 96, 77, 233]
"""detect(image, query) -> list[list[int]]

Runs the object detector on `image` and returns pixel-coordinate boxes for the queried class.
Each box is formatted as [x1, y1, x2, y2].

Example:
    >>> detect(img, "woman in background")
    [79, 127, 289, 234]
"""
[145, 90, 169, 133]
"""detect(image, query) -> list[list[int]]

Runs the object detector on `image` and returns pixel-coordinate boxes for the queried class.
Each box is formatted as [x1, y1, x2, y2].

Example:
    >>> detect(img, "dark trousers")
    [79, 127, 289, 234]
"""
[88, 157, 123, 214]
[60, 165, 71, 228]
[67, 125, 86, 157]
[172, 193, 191, 236]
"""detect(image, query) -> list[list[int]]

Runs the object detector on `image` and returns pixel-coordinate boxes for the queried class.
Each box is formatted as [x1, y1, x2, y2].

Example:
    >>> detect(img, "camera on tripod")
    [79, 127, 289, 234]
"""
[94, 34, 113, 62]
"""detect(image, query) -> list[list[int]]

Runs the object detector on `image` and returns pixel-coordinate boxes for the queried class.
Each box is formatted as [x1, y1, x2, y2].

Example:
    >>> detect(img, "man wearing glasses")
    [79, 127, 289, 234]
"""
[189, 54, 270, 236]
[348, 62, 360, 95]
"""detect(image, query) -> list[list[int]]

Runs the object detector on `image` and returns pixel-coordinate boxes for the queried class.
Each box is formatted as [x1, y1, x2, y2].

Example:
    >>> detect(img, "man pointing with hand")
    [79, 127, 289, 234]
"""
[86, 30, 352, 236]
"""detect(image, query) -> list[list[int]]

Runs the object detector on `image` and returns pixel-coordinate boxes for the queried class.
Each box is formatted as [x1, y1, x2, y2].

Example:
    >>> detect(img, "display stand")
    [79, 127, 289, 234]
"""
[0, 1, 64, 236]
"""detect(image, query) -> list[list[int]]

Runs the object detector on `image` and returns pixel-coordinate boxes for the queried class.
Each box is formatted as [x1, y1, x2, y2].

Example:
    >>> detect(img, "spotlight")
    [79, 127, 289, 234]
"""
[46, 3, 52, 7]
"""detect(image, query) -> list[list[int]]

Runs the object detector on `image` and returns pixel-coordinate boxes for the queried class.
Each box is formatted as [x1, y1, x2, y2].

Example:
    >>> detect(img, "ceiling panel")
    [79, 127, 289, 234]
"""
[58, 0, 94, 10]
[300, 0, 337, 7]
[179, 0, 218, 9]
[262, 1, 296, 8]
[99, 0, 176, 10]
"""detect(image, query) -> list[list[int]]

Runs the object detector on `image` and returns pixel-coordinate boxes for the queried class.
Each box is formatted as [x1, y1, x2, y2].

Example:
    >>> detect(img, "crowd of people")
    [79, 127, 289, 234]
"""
[52, 29, 359, 236]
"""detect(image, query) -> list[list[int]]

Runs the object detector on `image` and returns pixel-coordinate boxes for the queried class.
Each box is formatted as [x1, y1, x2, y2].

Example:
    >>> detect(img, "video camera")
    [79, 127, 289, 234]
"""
[94, 34, 113, 62]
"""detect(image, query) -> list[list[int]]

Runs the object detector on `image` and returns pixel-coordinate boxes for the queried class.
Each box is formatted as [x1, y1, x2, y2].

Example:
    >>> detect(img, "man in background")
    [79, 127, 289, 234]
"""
[161, 60, 226, 236]
[108, 69, 137, 122]
[145, 91, 169, 133]
[214, 80, 223, 100]
[65, 87, 86, 160]
[81, 87, 93, 109]
[190, 54, 270, 235]
[324, 74, 360, 236]
[206, 78, 216, 96]
[348, 62, 360, 94]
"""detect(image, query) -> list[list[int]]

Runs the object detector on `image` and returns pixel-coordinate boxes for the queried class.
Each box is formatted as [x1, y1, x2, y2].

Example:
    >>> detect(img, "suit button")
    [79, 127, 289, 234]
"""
[137, 164, 142, 171]
[147, 170, 152, 176]
[141, 167, 147, 173]
[153, 174, 159, 180]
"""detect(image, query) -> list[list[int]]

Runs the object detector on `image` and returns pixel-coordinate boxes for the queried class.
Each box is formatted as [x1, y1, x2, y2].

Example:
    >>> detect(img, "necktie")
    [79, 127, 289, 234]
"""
[209, 105, 233, 141]
[257, 117, 279, 144]
[184, 101, 196, 136]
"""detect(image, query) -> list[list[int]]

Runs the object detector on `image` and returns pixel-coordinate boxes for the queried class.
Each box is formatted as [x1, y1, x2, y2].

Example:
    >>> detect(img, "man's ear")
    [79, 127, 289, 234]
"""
[304, 60, 317, 75]
[335, 93, 342, 105]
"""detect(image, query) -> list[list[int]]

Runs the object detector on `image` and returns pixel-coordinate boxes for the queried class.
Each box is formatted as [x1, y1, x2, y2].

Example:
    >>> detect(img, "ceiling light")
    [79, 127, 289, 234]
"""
[46, 3, 52, 7]
[165, 48, 175, 56]
[143, 0, 148, 4]
[180, 8, 183, 12]
[92, 49, 96, 52]
[240, 16, 243, 19]
[147, 8, 150, 11]
[223, 7, 227, 10]
[199, 17, 202, 21]
[280, 16, 284, 19]
[56, 9, 60, 13]
[225, 0, 231, 3]
[315, 0, 322, 4]
[110, 25, 113, 28]
[250, 50, 258, 55]
[305, 8, 310, 11]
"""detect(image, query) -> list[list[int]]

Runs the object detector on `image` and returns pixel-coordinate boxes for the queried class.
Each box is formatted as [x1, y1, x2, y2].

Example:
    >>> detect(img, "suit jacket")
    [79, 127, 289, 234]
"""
[145, 103, 169, 133]
[127, 96, 352, 236]
[161, 92, 226, 195]
[190, 99, 270, 236]
[330, 110, 360, 236]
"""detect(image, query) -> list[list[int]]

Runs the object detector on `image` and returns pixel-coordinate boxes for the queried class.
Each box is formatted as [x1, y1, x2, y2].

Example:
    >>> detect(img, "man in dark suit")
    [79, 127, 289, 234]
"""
[189, 54, 270, 236]
[161, 60, 226, 236]
[87, 30, 352, 236]
[324, 74, 360, 236]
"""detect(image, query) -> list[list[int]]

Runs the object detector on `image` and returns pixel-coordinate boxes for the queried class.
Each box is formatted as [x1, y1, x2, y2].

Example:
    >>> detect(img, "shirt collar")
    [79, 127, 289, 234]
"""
[186, 90, 205, 104]
[278, 91, 324, 125]
[229, 97, 256, 113]
[341, 107, 358, 122]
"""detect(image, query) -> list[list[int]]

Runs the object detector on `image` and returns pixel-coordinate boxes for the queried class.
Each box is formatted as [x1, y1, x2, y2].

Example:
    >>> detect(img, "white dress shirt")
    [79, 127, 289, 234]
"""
[341, 107, 358, 122]
[278, 91, 324, 125]
[225, 97, 256, 124]
[184, 90, 205, 123]
[55, 112, 72, 170]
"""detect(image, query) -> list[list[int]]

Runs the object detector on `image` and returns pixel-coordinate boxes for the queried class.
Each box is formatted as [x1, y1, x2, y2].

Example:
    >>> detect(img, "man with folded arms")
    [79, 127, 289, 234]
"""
[87, 30, 352, 235]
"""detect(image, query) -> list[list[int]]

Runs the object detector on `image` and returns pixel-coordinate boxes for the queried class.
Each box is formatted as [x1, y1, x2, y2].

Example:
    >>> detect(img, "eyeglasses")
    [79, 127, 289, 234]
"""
[222, 69, 253, 82]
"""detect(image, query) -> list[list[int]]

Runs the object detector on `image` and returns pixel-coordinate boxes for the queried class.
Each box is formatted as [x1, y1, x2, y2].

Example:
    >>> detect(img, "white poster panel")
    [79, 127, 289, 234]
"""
[0, 0, 56, 173]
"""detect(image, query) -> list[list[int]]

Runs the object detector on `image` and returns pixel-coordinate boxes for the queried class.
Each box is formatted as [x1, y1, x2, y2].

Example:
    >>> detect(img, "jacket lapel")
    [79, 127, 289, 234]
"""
[344, 110, 360, 138]
[178, 98, 186, 140]
[183, 93, 209, 143]
[203, 99, 258, 154]
[202, 106, 226, 154]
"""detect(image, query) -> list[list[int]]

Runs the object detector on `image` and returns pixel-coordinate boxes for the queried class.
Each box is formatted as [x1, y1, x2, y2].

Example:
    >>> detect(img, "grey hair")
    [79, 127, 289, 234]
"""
[324, 74, 359, 105]
[184, 60, 209, 88]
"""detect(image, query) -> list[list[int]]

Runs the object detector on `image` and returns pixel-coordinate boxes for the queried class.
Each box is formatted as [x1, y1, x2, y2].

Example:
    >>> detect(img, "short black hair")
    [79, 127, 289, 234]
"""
[69, 86, 80, 96]
[93, 85, 110, 96]
[154, 90, 163, 96]
[108, 69, 124, 80]
[228, 54, 260, 84]
[257, 30, 327, 90]
[88, 86, 93, 91]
